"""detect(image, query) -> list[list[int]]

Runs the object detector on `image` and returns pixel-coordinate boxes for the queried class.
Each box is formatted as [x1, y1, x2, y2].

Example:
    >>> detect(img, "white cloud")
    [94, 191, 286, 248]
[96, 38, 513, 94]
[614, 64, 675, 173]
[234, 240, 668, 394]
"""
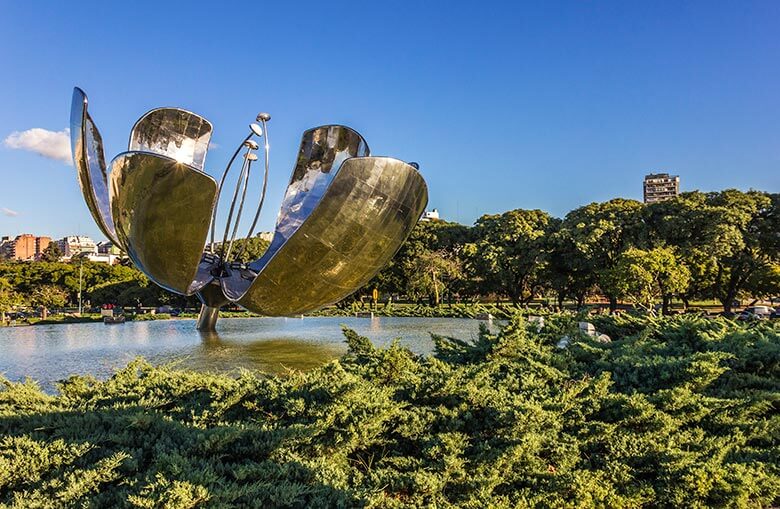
[1, 208, 19, 217]
[3, 127, 72, 165]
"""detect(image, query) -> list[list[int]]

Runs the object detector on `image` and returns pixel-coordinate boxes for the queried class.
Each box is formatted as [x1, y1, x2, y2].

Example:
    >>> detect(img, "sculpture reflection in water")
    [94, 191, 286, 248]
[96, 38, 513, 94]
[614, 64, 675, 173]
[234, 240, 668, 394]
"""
[70, 87, 428, 330]
[196, 331, 344, 373]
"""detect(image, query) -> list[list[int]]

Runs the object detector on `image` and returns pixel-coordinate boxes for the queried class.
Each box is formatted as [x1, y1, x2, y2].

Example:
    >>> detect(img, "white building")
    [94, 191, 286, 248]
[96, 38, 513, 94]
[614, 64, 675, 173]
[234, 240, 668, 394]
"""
[420, 209, 440, 222]
[84, 252, 121, 265]
[58, 236, 98, 257]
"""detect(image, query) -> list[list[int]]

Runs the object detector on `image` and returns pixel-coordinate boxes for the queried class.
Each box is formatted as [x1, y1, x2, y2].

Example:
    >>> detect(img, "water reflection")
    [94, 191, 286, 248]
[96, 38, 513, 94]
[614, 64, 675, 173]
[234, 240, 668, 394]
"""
[0, 317, 494, 393]
[194, 330, 343, 373]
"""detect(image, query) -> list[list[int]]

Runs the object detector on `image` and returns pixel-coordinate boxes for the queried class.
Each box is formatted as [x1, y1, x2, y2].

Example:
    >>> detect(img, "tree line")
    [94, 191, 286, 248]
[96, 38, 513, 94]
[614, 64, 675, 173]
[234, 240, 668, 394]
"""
[0, 259, 168, 320]
[0, 189, 777, 318]
[366, 189, 779, 314]
[0, 237, 272, 321]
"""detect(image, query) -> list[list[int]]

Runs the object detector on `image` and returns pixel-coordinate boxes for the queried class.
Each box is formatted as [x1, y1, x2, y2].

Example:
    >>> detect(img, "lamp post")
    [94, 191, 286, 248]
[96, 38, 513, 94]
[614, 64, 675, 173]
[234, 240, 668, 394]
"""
[78, 255, 83, 316]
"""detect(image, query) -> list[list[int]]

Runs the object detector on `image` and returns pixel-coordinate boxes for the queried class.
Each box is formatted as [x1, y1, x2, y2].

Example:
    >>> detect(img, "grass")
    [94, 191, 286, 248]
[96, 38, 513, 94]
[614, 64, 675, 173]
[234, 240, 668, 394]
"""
[5, 298, 767, 328]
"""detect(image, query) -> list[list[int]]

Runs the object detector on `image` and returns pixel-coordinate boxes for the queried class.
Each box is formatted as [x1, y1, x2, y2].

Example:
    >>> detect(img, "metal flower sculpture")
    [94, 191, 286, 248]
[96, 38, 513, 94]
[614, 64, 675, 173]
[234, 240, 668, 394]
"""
[70, 88, 428, 330]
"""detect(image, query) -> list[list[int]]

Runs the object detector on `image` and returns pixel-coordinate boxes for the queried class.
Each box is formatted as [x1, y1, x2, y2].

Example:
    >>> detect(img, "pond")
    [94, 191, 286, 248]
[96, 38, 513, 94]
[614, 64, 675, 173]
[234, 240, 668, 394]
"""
[0, 317, 497, 392]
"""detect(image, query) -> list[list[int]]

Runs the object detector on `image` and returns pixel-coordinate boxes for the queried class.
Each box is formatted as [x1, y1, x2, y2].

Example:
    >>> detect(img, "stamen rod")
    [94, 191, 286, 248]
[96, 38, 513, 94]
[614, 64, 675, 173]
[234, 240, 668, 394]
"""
[240, 118, 271, 251]
[224, 158, 253, 261]
[209, 133, 252, 253]
[219, 149, 252, 259]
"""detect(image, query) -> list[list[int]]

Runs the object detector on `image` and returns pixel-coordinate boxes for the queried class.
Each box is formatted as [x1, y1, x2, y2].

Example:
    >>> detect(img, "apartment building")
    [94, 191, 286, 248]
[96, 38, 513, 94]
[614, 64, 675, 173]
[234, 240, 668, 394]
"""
[643, 173, 680, 204]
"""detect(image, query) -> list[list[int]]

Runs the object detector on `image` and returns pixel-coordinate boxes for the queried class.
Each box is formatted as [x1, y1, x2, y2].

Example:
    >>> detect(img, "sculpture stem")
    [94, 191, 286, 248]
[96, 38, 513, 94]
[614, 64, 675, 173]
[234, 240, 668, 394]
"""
[196, 305, 220, 331]
[210, 133, 252, 253]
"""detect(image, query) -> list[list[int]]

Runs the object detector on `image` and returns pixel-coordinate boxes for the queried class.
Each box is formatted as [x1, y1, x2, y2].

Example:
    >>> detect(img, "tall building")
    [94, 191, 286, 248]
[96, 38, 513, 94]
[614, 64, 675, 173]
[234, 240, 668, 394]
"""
[58, 236, 98, 257]
[643, 173, 680, 204]
[0, 236, 13, 259]
[0, 234, 52, 260]
[36, 236, 51, 256]
[15, 234, 37, 260]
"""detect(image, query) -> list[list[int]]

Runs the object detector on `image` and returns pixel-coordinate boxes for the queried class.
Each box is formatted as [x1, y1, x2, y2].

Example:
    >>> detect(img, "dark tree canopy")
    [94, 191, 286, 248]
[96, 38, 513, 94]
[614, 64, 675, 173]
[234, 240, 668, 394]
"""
[39, 242, 62, 262]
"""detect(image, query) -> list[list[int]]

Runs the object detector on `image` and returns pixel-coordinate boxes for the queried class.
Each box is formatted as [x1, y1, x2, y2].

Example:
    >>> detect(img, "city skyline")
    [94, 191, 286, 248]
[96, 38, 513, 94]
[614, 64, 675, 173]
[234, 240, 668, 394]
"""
[1, 1, 778, 241]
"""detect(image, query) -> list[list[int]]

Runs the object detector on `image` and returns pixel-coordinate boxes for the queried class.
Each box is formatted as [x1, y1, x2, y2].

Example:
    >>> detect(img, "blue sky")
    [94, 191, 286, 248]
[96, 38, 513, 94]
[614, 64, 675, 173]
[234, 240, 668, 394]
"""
[1, 1, 778, 241]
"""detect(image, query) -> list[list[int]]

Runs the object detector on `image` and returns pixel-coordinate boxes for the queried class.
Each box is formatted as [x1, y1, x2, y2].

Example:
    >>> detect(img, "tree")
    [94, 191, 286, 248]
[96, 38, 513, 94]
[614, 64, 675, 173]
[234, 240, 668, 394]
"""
[468, 209, 553, 306]
[86, 268, 195, 308]
[404, 250, 462, 305]
[706, 190, 777, 313]
[543, 219, 596, 309]
[602, 247, 690, 314]
[644, 193, 716, 309]
[558, 199, 645, 311]
[0, 259, 192, 312]
[40, 243, 62, 262]
[644, 190, 779, 312]
[31, 285, 68, 319]
[744, 193, 780, 303]
[745, 262, 780, 303]
[211, 237, 270, 264]
[0, 277, 22, 324]
[369, 220, 472, 297]
[0, 260, 129, 298]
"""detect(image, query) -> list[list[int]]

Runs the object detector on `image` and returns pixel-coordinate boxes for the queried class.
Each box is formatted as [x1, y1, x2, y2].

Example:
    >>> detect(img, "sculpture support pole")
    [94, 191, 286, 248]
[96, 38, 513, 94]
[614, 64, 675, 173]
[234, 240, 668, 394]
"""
[196, 305, 220, 331]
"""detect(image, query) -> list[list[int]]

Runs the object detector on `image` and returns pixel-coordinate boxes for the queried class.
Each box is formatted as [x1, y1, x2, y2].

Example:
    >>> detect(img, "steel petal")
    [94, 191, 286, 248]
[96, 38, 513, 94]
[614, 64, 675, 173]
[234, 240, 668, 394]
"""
[255, 125, 369, 268]
[70, 88, 122, 247]
[129, 108, 213, 171]
[109, 152, 217, 294]
[231, 157, 427, 315]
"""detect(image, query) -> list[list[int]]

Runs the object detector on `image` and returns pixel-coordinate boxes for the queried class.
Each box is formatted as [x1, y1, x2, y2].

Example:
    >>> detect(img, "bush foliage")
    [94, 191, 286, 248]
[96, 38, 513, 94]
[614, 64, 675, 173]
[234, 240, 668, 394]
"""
[0, 316, 778, 507]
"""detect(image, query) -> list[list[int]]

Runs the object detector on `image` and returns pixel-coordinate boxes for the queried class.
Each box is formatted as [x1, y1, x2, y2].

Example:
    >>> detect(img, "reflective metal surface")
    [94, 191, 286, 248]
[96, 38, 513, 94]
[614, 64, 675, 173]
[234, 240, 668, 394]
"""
[233, 156, 427, 315]
[70, 88, 428, 329]
[109, 152, 217, 294]
[260, 125, 369, 265]
[129, 108, 213, 171]
[219, 125, 370, 301]
[70, 88, 122, 247]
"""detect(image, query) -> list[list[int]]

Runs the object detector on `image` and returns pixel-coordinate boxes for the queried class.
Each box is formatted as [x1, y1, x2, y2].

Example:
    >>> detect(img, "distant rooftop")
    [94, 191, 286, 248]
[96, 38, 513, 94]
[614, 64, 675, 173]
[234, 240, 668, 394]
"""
[420, 209, 440, 222]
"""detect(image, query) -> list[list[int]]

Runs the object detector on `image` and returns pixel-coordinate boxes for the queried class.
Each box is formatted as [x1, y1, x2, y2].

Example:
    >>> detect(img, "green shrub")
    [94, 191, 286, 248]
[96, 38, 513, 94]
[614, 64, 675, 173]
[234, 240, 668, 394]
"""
[0, 316, 777, 507]
[129, 313, 172, 321]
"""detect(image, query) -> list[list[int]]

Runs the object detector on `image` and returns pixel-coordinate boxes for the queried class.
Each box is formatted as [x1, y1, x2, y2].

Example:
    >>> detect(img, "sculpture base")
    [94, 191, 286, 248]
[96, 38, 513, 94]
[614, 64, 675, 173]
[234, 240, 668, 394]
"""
[196, 305, 220, 331]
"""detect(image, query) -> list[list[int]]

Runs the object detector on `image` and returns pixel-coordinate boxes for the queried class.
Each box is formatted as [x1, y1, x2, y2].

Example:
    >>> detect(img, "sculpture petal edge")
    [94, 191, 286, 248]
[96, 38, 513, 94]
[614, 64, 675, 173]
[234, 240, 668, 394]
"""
[70, 87, 123, 248]
[129, 108, 213, 172]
